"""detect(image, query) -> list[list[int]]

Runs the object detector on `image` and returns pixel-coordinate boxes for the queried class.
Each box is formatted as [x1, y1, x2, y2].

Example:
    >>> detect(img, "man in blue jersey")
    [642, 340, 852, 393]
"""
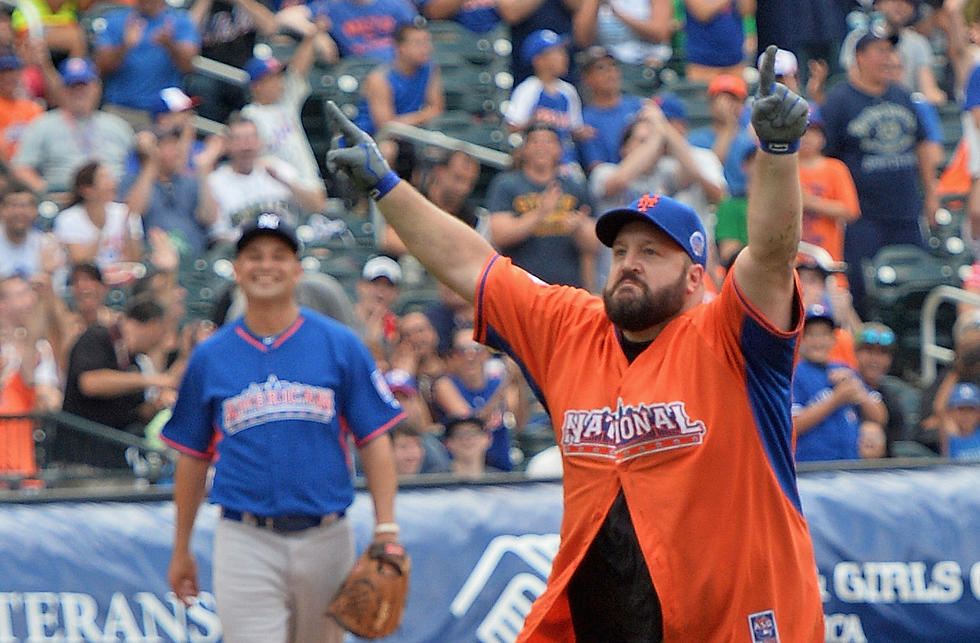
[163, 212, 404, 643]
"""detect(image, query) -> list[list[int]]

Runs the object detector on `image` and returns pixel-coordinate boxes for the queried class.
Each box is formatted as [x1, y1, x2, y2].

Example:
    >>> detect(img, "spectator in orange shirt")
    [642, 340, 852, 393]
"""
[0, 273, 64, 478]
[798, 105, 860, 271]
[0, 52, 42, 161]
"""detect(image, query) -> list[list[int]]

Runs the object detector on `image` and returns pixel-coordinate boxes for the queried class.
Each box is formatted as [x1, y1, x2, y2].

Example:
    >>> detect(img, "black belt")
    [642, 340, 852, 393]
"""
[221, 508, 344, 533]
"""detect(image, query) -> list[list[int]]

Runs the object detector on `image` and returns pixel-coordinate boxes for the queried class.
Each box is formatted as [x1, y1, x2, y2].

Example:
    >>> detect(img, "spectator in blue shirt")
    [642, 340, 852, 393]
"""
[687, 73, 756, 198]
[943, 382, 980, 459]
[576, 46, 644, 173]
[93, 0, 200, 130]
[792, 305, 888, 462]
[123, 125, 211, 258]
[324, 0, 417, 61]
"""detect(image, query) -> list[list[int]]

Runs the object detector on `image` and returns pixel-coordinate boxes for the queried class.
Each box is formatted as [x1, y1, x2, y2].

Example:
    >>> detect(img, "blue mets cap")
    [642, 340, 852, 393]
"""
[520, 29, 569, 65]
[0, 53, 23, 72]
[804, 304, 836, 327]
[244, 56, 283, 83]
[949, 382, 980, 409]
[58, 57, 98, 85]
[807, 103, 825, 130]
[595, 193, 707, 267]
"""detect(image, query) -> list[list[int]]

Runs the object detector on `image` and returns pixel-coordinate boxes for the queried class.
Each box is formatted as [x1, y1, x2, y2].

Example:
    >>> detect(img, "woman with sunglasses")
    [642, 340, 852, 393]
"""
[854, 321, 917, 457]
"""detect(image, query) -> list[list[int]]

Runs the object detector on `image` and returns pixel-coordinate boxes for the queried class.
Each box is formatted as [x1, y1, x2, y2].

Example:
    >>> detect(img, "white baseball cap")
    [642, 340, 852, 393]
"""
[757, 48, 798, 78]
[362, 256, 402, 284]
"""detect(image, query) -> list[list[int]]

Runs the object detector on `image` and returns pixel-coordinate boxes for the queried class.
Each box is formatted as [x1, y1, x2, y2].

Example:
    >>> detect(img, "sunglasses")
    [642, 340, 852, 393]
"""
[858, 328, 895, 347]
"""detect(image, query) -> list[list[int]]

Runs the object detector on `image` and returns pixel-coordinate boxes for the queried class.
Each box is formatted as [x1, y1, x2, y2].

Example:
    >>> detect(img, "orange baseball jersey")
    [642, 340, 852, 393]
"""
[474, 254, 824, 642]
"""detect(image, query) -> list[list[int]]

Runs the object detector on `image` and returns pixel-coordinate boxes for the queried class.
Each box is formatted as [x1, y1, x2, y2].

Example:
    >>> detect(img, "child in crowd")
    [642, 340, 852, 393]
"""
[443, 415, 496, 478]
[505, 29, 589, 174]
[792, 305, 887, 462]
[942, 382, 980, 459]
[798, 105, 860, 274]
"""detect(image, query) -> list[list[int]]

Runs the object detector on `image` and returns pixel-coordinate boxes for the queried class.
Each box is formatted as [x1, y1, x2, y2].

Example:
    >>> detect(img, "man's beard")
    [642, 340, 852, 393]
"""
[603, 270, 688, 332]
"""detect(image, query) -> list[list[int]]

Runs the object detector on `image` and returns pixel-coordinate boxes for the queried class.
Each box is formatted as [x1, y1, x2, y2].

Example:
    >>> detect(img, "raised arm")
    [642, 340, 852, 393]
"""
[731, 46, 809, 332]
[326, 102, 494, 302]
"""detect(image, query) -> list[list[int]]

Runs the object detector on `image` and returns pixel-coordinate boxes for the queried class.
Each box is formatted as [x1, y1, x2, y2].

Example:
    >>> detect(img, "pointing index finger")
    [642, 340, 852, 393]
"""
[758, 45, 776, 97]
[325, 100, 360, 140]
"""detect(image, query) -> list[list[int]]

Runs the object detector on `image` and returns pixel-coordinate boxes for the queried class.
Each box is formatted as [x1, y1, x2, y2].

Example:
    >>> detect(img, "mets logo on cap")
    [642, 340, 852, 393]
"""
[636, 194, 660, 212]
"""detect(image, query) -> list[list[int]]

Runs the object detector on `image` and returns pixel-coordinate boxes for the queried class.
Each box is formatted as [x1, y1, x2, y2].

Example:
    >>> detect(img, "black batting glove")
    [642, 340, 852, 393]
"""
[751, 45, 809, 154]
[325, 101, 401, 200]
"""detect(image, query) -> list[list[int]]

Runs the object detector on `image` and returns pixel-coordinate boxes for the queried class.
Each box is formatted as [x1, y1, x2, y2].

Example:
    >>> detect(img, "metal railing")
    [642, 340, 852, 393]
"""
[920, 285, 980, 386]
[379, 121, 514, 169]
[0, 411, 173, 489]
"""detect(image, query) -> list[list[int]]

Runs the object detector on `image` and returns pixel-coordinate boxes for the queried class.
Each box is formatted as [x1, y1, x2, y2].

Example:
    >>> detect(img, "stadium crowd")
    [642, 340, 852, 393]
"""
[3, 0, 980, 486]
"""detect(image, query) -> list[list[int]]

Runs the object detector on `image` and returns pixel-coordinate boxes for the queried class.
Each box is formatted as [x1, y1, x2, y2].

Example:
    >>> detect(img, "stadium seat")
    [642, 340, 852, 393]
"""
[310, 56, 383, 109]
[938, 103, 962, 156]
[863, 244, 962, 377]
[684, 97, 712, 131]
[927, 196, 972, 262]
[426, 110, 476, 135]
[619, 63, 661, 96]
[428, 20, 497, 67]
[657, 77, 709, 102]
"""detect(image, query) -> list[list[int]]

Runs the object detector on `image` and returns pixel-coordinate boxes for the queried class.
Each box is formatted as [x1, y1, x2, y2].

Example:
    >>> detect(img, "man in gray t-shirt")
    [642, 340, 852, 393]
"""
[12, 57, 134, 198]
[485, 123, 597, 291]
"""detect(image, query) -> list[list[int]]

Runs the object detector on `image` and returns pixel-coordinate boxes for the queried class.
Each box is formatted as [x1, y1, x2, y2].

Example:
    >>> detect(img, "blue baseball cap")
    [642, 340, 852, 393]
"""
[0, 54, 23, 72]
[244, 56, 283, 83]
[654, 92, 687, 121]
[804, 304, 836, 327]
[807, 103, 824, 130]
[58, 57, 98, 85]
[595, 193, 707, 267]
[520, 29, 569, 65]
[949, 382, 980, 409]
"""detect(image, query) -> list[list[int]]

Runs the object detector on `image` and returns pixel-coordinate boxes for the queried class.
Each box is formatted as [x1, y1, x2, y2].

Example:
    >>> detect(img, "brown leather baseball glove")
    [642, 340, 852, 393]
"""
[327, 541, 411, 639]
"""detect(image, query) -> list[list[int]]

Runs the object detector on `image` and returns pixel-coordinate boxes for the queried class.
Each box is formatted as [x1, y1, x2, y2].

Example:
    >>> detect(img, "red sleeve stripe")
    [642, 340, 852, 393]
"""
[730, 273, 803, 339]
[161, 435, 214, 461]
[353, 411, 406, 447]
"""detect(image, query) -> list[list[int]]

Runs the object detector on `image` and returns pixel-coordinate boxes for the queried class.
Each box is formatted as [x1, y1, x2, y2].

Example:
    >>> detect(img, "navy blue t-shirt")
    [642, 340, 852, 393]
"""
[485, 170, 592, 288]
[821, 82, 926, 222]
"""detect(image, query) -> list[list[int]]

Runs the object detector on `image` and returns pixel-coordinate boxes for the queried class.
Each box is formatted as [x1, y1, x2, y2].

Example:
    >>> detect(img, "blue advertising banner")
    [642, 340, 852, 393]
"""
[0, 466, 979, 641]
